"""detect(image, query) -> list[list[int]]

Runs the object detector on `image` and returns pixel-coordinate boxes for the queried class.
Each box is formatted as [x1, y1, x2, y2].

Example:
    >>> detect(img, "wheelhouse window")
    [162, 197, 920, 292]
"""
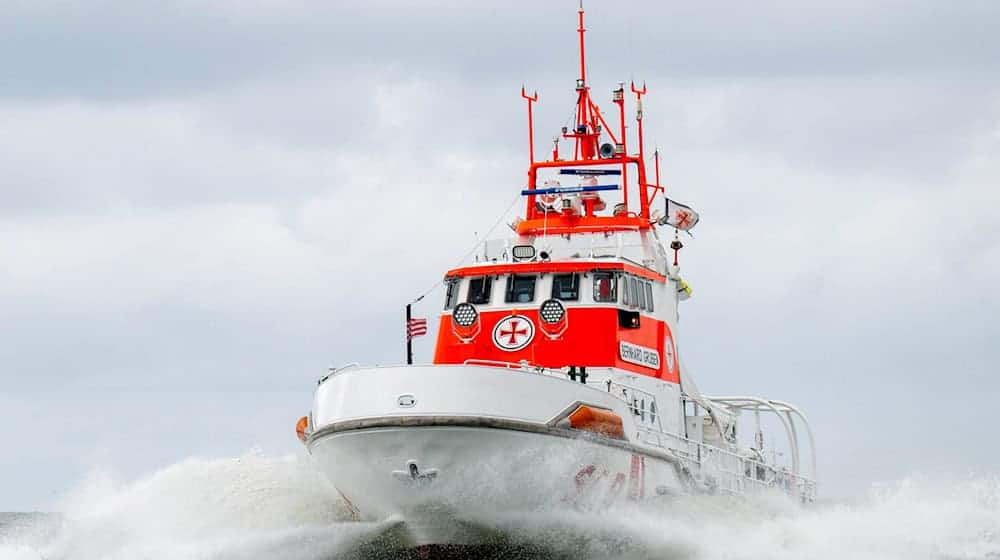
[645, 282, 654, 312]
[467, 276, 492, 305]
[593, 272, 617, 303]
[444, 278, 460, 310]
[551, 273, 580, 301]
[629, 276, 639, 309]
[637, 278, 646, 310]
[505, 275, 536, 303]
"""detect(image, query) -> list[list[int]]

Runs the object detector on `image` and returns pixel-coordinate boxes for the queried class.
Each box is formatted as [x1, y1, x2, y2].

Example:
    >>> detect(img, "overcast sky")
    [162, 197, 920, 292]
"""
[2, 0, 998, 511]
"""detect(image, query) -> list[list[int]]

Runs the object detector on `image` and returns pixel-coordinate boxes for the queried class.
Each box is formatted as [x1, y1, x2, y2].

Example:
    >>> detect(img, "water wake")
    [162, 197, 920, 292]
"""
[2, 451, 997, 559]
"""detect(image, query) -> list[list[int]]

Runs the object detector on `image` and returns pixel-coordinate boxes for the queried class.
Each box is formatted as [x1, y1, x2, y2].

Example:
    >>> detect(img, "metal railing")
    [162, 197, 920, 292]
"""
[519, 364, 818, 500]
[472, 233, 670, 276]
[636, 423, 818, 501]
[602, 378, 817, 501]
[462, 358, 554, 373]
[317, 362, 361, 384]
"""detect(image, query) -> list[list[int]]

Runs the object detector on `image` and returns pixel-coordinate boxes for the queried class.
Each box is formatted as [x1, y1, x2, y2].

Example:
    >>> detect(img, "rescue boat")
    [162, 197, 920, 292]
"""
[297, 4, 816, 546]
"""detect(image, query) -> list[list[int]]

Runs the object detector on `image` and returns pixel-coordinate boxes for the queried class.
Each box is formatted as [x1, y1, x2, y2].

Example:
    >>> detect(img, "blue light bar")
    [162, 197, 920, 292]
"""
[521, 184, 620, 196]
[558, 169, 622, 176]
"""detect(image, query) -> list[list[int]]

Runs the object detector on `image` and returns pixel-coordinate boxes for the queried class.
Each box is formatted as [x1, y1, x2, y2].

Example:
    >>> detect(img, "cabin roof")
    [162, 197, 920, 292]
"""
[446, 259, 666, 282]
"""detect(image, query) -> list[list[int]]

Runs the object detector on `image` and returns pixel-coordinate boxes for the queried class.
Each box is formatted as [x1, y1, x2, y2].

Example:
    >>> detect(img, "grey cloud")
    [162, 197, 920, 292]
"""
[652, 76, 1000, 183]
[2, 1, 998, 100]
[2, 70, 995, 222]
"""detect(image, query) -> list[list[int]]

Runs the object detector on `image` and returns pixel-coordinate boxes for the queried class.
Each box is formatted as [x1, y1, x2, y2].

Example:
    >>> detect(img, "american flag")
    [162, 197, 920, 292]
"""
[407, 317, 428, 340]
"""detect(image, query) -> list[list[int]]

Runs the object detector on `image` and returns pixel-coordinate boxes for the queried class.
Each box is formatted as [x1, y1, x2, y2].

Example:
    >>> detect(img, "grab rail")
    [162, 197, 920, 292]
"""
[317, 362, 361, 384]
[462, 359, 546, 372]
[606, 380, 817, 501]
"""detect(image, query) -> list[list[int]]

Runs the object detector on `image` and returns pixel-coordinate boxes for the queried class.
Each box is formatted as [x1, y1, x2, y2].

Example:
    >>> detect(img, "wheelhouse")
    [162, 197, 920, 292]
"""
[433, 254, 680, 383]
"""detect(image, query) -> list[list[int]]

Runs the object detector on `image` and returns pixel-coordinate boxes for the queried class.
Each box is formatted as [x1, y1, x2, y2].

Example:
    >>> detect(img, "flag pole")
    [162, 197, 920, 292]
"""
[406, 303, 413, 365]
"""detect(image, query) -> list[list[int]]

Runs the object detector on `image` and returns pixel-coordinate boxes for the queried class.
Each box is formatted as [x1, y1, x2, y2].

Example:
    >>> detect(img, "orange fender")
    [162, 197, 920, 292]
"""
[569, 405, 625, 439]
[295, 415, 309, 443]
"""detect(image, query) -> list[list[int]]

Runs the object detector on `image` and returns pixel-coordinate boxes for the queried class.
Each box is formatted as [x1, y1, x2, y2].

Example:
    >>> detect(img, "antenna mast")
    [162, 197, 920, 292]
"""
[517, 1, 657, 231]
[563, 1, 601, 161]
[577, 0, 587, 86]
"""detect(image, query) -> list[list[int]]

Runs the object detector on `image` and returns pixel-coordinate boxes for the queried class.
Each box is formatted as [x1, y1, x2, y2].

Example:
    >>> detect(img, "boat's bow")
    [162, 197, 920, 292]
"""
[303, 363, 685, 531]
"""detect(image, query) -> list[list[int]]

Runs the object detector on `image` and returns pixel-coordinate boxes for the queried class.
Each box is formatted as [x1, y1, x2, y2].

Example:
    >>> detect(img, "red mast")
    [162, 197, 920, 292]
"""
[564, 2, 599, 161]
[518, 2, 660, 235]
[521, 86, 538, 164]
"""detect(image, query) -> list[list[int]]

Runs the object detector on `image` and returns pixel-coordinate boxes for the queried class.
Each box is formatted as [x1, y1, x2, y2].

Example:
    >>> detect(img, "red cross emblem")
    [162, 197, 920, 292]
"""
[492, 315, 535, 351]
[500, 320, 527, 344]
[675, 210, 693, 230]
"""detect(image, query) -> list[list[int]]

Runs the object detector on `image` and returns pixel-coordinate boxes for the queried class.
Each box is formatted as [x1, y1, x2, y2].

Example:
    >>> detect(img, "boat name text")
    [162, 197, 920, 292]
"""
[619, 341, 660, 369]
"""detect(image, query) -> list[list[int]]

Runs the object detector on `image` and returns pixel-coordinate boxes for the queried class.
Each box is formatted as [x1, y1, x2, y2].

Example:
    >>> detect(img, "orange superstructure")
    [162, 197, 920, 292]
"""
[431, 3, 687, 385]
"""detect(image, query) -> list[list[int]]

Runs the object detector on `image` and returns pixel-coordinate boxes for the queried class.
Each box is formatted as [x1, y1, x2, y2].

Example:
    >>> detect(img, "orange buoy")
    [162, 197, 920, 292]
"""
[568, 405, 625, 439]
[295, 415, 309, 443]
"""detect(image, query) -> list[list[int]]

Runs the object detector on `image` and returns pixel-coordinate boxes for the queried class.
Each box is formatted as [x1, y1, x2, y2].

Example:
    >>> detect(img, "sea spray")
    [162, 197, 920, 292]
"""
[2, 452, 998, 559]
[2, 450, 356, 560]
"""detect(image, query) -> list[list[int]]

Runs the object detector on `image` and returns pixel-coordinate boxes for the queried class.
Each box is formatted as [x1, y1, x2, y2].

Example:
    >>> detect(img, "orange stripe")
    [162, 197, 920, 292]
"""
[516, 214, 652, 235]
[433, 307, 680, 383]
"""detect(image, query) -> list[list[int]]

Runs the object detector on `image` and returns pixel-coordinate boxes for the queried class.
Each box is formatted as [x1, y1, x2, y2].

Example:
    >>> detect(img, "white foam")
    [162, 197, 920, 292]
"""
[2, 453, 998, 559]
[3, 450, 356, 560]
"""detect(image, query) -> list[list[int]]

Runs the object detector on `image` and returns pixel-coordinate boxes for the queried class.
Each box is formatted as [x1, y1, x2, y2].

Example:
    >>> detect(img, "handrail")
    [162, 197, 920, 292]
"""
[606, 380, 666, 436]
[768, 399, 817, 481]
[610, 384, 816, 500]
[632, 421, 816, 499]
[703, 396, 818, 482]
[473, 234, 669, 275]
[462, 358, 549, 373]
[317, 362, 361, 384]
[707, 396, 801, 476]
[542, 375, 810, 491]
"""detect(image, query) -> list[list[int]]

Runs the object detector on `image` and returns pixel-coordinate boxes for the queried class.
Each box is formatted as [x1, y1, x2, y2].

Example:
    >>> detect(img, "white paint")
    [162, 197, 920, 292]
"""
[664, 334, 676, 372]
[312, 364, 629, 428]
